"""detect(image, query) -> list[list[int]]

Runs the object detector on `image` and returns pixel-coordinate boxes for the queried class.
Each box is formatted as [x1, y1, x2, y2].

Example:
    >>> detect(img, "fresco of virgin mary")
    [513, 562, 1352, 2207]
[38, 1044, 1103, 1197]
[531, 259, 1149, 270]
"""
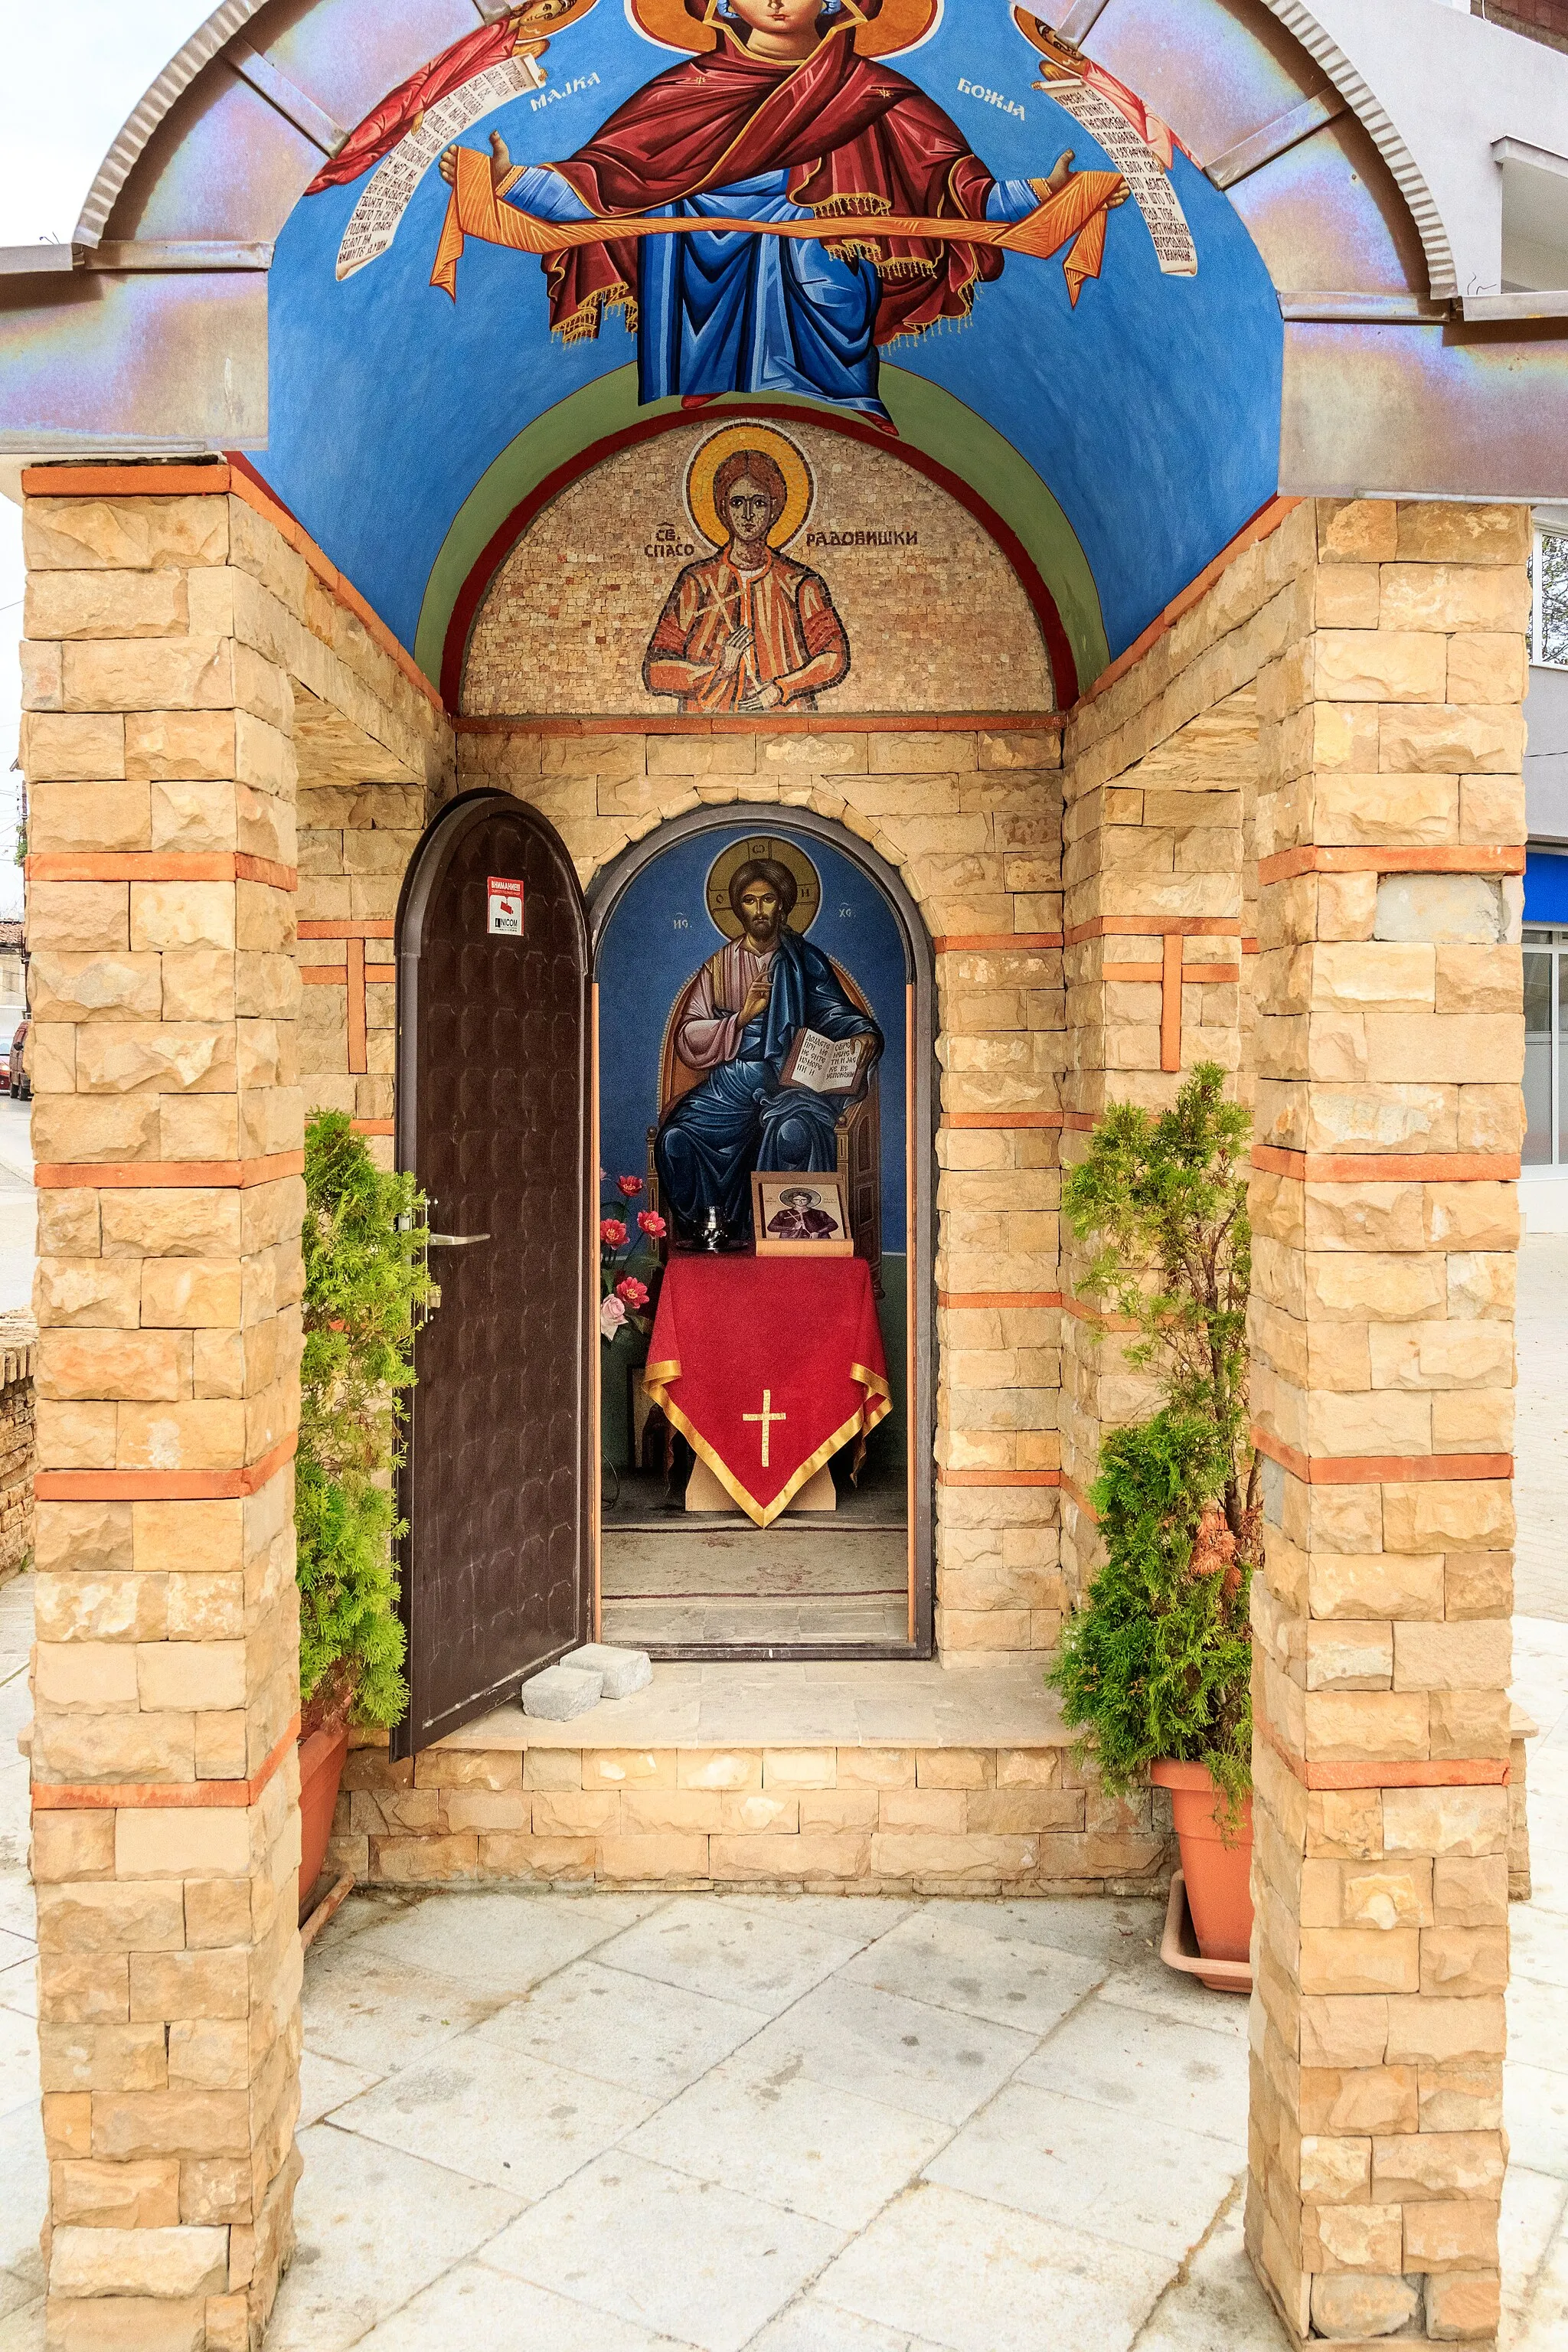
[432, 0, 1110, 423]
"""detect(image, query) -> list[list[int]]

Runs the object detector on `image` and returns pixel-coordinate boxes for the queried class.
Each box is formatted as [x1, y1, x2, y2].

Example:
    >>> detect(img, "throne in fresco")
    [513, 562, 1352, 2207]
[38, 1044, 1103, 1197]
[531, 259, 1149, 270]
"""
[645, 961, 883, 1291]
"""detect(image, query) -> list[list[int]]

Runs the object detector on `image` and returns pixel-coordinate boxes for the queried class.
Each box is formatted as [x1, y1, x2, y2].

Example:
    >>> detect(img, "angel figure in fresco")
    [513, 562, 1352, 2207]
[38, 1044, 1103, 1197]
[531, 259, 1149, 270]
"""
[645, 446, 850, 714]
[431, 0, 1129, 424]
[654, 857, 880, 1241]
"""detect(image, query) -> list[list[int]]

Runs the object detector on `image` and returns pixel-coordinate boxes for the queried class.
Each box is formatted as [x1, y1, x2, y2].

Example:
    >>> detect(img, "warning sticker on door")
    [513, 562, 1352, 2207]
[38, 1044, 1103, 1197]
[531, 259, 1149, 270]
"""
[487, 876, 524, 937]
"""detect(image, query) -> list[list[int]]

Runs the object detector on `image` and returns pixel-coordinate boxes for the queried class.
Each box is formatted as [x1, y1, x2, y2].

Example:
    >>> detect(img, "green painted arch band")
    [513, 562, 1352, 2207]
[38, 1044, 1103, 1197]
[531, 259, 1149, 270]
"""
[413, 365, 1109, 707]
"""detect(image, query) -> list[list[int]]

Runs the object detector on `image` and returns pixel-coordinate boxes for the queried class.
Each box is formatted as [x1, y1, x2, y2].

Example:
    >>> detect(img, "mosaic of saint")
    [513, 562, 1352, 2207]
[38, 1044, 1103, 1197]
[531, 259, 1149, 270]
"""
[310, 0, 1157, 427]
[644, 426, 850, 715]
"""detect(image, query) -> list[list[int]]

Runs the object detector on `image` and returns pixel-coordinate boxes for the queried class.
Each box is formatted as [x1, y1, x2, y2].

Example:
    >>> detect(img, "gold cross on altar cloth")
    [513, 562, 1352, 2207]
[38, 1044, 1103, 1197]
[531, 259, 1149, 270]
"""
[743, 1389, 787, 1468]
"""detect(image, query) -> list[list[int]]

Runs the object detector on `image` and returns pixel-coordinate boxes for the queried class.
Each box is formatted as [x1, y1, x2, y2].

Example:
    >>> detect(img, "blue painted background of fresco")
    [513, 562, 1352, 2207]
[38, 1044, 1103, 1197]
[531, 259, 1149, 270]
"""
[257, 5, 1282, 672]
[597, 825, 909, 1253]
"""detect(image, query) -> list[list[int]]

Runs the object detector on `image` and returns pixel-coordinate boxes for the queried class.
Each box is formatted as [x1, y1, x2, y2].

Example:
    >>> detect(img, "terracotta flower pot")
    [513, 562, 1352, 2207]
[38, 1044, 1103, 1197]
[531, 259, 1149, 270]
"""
[297, 1726, 349, 1922]
[1151, 1758, 1253, 1965]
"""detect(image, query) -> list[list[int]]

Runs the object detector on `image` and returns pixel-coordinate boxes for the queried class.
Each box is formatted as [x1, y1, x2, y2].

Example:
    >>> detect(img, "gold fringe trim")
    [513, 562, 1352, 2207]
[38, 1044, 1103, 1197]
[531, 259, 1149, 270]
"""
[641, 1355, 892, 1531]
[554, 282, 638, 344]
[809, 192, 894, 221]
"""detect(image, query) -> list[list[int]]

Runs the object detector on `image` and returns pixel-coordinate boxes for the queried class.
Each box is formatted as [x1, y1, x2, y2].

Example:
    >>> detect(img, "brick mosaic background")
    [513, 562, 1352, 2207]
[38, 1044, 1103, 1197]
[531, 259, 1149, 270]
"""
[462, 425, 1056, 720]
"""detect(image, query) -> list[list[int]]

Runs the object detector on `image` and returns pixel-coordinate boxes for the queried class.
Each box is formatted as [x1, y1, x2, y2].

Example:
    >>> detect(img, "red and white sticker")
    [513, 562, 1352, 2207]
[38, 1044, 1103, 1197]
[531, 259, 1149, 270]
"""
[487, 875, 524, 937]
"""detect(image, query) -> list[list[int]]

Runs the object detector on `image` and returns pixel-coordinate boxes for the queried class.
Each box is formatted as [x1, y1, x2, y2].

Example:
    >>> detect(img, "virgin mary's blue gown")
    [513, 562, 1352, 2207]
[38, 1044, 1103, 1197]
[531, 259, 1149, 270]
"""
[501, 164, 1050, 417]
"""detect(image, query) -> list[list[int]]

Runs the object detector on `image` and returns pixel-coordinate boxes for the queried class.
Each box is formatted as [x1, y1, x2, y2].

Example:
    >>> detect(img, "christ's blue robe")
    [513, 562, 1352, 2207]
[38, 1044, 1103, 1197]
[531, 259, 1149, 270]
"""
[654, 929, 881, 1240]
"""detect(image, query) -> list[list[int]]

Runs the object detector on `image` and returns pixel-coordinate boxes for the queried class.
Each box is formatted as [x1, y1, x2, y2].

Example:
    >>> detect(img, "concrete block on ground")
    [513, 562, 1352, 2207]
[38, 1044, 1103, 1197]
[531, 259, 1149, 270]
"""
[562, 1644, 653, 1700]
[521, 1665, 604, 1721]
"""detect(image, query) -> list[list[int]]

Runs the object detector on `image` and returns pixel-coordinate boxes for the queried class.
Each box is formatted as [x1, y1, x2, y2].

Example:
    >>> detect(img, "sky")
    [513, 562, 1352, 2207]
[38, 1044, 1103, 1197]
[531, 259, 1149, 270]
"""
[0, 2, 217, 920]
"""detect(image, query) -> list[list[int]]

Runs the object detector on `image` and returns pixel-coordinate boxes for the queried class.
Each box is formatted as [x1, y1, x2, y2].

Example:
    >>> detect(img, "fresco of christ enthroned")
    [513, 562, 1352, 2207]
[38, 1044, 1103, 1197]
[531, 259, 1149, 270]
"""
[650, 844, 883, 1267]
[426, 0, 1129, 422]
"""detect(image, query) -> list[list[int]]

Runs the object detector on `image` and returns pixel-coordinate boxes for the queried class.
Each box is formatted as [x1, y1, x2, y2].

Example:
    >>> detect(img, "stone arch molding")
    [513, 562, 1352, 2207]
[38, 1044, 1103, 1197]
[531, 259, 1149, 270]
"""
[67, 0, 1449, 273]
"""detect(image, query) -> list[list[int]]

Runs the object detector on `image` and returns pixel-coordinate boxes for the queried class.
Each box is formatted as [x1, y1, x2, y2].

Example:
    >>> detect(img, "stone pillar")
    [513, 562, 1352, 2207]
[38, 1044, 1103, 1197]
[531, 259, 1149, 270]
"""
[1247, 498, 1527, 2347]
[21, 467, 304, 2350]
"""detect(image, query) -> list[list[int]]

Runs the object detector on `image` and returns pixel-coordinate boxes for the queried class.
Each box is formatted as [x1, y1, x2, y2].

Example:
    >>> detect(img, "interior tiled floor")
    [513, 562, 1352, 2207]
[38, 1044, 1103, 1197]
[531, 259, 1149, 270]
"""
[0, 1236, 1565, 2347]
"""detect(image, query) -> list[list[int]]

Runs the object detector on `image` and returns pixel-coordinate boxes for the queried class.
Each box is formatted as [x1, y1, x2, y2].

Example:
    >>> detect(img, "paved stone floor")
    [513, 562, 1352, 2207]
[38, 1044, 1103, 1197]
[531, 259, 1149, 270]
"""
[0, 1241, 1565, 2347]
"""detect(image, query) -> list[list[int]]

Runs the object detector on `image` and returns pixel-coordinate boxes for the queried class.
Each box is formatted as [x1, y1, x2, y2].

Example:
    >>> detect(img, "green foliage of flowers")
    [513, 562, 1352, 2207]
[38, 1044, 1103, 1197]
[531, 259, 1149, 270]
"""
[296, 1111, 430, 1730]
[1049, 1064, 1259, 1815]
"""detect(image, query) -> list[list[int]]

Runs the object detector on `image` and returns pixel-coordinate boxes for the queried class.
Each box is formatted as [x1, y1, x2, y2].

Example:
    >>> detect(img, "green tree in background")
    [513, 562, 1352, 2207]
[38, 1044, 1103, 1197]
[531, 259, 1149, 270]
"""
[1049, 1064, 1259, 1815]
[296, 1111, 430, 1731]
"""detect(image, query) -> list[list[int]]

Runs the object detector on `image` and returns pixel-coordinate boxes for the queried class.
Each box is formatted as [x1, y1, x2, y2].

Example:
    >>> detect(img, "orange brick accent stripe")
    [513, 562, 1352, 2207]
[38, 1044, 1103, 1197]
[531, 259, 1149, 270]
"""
[368, 964, 396, 983]
[353, 1119, 395, 1136]
[1260, 1717, 1508, 1792]
[1102, 962, 1163, 982]
[1160, 935, 1183, 1073]
[27, 852, 296, 891]
[1253, 1426, 1512, 1487]
[302, 962, 397, 985]
[940, 1112, 1063, 1131]
[1073, 496, 1302, 711]
[299, 920, 396, 939]
[1252, 1145, 1521, 1184]
[32, 1714, 301, 1813]
[1059, 1470, 1097, 1519]
[36, 1430, 297, 1502]
[457, 711, 1063, 738]
[1064, 916, 1243, 945]
[939, 1291, 1063, 1309]
[1258, 844, 1527, 887]
[346, 937, 368, 1077]
[1058, 1292, 1139, 1332]
[34, 1150, 304, 1191]
[21, 460, 445, 714]
[933, 933, 1064, 953]
[937, 1468, 1060, 1488]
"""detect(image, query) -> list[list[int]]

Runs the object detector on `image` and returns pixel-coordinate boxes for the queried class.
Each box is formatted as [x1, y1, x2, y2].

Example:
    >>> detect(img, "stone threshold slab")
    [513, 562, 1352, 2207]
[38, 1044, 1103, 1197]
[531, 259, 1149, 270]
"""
[435, 1660, 1070, 1754]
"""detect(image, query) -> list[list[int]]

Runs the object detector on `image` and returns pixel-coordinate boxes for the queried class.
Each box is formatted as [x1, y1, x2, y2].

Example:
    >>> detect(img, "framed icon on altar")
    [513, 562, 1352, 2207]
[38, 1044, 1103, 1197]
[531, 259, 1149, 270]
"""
[752, 1172, 853, 1258]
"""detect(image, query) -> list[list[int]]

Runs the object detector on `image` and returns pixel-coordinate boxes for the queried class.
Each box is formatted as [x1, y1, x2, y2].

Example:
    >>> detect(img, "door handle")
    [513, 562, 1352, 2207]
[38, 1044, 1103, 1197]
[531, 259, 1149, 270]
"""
[427, 1233, 492, 1249]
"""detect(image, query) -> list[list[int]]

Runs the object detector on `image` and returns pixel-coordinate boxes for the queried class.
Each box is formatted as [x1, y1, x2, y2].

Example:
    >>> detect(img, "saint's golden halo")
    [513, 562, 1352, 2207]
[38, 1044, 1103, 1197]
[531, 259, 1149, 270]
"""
[630, 2, 941, 60]
[685, 423, 815, 552]
[705, 835, 824, 939]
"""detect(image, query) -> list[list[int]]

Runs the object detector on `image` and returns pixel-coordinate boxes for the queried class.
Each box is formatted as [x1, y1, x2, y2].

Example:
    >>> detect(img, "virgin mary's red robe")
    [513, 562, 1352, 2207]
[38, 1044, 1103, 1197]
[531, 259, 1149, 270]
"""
[538, 28, 1014, 348]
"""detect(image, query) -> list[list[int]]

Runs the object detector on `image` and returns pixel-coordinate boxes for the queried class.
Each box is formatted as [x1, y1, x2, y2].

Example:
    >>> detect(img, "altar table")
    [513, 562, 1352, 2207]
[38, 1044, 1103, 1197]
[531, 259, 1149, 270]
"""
[642, 1256, 891, 1529]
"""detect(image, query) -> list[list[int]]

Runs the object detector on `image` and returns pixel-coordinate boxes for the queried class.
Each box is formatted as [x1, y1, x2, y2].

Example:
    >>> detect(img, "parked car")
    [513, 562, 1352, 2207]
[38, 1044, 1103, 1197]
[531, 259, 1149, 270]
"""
[8, 1021, 28, 1101]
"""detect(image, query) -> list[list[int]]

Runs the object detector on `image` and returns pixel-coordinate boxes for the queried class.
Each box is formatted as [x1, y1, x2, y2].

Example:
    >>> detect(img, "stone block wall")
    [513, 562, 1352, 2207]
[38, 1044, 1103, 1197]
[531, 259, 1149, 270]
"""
[17, 461, 452, 2351]
[1245, 499, 1528, 2349]
[0, 1313, 38, 1587]
[332, 1730, 1166, 1897]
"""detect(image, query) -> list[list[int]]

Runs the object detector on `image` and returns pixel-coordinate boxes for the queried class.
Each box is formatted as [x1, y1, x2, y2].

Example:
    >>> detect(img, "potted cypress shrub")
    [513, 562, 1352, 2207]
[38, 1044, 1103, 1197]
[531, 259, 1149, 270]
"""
[1050, 1064, 1259, 1974]
[295, 1111, 430, 1916]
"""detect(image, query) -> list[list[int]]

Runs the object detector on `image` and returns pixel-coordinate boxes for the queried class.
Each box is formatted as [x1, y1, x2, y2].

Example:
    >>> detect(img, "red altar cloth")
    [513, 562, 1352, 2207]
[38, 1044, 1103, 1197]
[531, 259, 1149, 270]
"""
[643, 1256, 890, 1530]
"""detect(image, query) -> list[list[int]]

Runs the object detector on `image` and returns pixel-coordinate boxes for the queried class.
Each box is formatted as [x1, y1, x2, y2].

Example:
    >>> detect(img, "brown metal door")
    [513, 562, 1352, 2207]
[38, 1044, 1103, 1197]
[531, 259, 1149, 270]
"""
[392, 791, 592, 1756]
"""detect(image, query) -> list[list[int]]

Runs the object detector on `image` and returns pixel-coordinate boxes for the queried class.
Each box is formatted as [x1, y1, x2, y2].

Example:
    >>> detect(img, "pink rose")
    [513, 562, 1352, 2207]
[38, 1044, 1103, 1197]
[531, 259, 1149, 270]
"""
[599, 1220, 627, 1248]
[616, 1276, 649, 1312]
[616, 1175, 645, 1198]
[599, 1295, 628, 1339]
[638, 1211, 668, 1240]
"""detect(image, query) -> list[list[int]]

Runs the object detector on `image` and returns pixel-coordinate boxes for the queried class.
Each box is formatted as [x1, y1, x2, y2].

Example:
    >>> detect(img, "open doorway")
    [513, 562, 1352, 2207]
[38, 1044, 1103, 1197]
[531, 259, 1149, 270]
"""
[589, 810, 935, 1659]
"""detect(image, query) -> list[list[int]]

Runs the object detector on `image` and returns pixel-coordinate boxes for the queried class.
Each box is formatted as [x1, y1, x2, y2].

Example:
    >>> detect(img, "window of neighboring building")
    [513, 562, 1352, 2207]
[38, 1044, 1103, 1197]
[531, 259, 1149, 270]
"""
[1532, 528, 1568, 668]
[1524, 926, 1568, 1168]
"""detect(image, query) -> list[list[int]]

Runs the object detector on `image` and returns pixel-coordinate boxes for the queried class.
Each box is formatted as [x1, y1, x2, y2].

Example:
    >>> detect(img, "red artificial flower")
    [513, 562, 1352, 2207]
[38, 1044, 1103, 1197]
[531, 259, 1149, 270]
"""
[599, 1220, 627, 1249]
[616, 1276, 649, 1312]
[616, 1175, 645, 1198]
[637, 1211, 668, 1240]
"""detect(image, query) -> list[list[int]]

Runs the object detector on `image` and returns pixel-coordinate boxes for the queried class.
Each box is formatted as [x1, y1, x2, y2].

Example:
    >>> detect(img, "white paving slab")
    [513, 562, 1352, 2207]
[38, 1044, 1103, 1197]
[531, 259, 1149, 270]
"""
[626, 2050, 950, 2232]
[330, 2034, 657, 2199]
[813, 2181, 1174, 2352]
[297, 1942, 506, 2076]
[738, 1976, 1035, 2127]
[483, 2148, 846, 2352]
[594, 1893, 888, 2016]
[345, 1887, 669, 2000]
[265, 2122, 521, 2352]
[926, 2082, 1243, 2263]
[476, 1958, 765, 2097]
[1019, 1993, 1249, 2145]
[837, 1904, 1103, 2036]
[352, 2265, 696, 2350]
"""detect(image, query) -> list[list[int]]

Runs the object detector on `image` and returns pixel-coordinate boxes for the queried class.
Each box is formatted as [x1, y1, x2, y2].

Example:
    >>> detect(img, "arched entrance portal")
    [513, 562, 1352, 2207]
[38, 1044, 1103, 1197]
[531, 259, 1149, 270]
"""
[590, 809, 937, 1660]
[394, 797, 936, 1735]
